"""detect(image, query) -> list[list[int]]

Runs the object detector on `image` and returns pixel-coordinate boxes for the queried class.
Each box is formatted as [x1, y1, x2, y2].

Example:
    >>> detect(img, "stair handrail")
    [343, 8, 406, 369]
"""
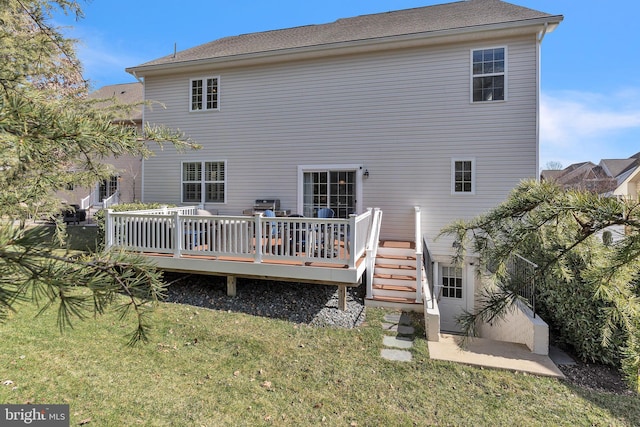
[414, 206, 423, 303]
[365, 208, 383, 299]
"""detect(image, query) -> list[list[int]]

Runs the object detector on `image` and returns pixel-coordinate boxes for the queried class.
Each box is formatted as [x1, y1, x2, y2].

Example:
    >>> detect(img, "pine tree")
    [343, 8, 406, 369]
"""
[0, 0, 197, 343]
[441, 179, 640, 391]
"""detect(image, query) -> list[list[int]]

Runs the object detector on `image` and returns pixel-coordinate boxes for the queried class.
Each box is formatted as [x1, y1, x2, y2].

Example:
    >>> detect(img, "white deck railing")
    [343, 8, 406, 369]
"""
[105, 207, 374, 268]
[102, 191, 120, 209]
[414, 206, 423, 303]
[365, 208, 383, 299]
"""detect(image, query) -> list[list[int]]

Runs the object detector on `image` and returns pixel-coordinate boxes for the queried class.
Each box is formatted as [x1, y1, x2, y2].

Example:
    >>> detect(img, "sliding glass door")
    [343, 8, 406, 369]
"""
[303, 170, 356, 218]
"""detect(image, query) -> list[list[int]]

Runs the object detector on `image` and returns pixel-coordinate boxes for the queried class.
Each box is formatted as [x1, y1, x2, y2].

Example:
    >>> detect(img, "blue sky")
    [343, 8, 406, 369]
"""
[56, 0, 640, 169]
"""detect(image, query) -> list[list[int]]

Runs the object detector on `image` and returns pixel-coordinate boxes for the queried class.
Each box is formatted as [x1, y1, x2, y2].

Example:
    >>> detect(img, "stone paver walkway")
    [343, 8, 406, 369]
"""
[381, 312, 414, 362]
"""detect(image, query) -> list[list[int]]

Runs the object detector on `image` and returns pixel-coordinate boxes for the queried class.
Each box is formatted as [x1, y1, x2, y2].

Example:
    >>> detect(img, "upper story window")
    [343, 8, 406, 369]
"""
[190, 77, 219, 111]
[452, 158, 475, 195]
[471, 47, 506, 102]
[182, 161, 226, 204]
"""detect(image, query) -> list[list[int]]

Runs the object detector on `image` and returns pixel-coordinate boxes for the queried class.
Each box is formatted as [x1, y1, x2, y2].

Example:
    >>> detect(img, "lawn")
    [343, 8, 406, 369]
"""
[31, 223, 100, 253]
[1, 296, 639, 426]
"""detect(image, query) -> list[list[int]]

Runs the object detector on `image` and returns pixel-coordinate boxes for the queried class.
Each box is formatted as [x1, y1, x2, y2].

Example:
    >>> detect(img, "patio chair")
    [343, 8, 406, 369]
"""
[317, 208, 335, 218]
[263, 209, 278, 236]
[315, 208, 336, 257]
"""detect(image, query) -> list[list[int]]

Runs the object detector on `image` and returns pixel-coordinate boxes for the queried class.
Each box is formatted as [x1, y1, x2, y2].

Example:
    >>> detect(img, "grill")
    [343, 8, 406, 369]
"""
[243, 199, 290, 217]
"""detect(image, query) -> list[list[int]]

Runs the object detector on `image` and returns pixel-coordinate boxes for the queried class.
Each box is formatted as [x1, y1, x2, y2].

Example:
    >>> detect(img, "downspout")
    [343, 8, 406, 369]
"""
[535, 22, 549, 178]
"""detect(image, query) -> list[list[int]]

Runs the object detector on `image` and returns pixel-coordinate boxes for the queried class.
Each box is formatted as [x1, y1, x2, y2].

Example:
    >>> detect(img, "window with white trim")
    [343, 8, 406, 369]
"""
[472, 47, 505, 102]
[182, 161, 225, 204]
[452, 158, 475, 194]
[441, 266, 463, 299]
[190, 77, 219, 111]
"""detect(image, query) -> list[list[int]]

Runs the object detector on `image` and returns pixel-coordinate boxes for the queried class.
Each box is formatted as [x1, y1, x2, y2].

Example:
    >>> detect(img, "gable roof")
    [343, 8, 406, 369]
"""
[128, 0, 562, 75]
[541, 153, 640, 194]
[599, 158, 637, 178]
[87, 82, 143, 122]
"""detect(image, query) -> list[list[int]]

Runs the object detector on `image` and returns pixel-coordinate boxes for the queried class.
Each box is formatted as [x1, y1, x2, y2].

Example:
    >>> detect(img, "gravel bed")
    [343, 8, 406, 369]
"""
[162, 273, 366, 328]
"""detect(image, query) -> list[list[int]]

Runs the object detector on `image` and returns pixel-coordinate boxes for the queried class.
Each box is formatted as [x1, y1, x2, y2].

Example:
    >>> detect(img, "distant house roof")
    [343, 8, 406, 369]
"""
[87, 82, 143, 122]
[127, 0, 562, 74]
[541, 153, 640, 195]
[600, 158, 637, 178]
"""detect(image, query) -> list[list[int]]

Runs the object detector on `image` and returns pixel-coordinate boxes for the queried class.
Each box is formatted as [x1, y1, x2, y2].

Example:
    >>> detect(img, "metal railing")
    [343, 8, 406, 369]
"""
[423, 238, 435, 309]
[506, 254, 538, 317]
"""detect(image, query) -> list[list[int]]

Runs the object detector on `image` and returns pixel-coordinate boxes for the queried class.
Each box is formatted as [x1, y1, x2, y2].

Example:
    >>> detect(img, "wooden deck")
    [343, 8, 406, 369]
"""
[105, 207, 384, 309]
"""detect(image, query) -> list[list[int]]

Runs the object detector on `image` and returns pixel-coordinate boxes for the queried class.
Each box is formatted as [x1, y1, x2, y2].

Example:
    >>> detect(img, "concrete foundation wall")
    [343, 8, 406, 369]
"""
[478, 300, 549, 355]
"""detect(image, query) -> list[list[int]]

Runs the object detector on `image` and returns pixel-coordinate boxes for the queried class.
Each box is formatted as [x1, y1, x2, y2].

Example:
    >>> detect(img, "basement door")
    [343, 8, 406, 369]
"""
[437, 265, 469, 333]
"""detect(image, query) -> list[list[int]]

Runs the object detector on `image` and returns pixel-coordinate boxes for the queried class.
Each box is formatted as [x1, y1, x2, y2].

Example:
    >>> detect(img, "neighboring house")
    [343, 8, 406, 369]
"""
[541, 152, 640, 242]
[56, 82, 143, 210]
[541, 152, 640, 199]
[122, 0, 562, 339]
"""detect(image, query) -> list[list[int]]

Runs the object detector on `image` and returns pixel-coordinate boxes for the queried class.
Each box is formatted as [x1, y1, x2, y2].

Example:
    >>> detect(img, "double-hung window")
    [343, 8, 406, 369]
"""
[471, 47, 505, 102]
[452, 158, 475, 194]
[182, 161, 226, 204]
[190, 77, 219, 111]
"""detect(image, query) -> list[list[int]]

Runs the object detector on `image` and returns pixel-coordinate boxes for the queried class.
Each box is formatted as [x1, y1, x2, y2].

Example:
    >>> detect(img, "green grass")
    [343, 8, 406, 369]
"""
[26, 224, 99, 252]
[0, 298, 638, 426]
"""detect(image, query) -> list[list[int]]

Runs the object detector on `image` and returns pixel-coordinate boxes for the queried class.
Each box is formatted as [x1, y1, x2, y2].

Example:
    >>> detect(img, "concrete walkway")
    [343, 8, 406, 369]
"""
[428, 334, 565, 378]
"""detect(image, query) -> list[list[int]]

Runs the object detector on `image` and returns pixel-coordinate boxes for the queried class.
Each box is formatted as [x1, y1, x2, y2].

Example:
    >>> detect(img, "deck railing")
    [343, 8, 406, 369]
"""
[105, 207, 374, 268]
[102, 191, 120, 209]
[414, 207, 423, 303]
[364, 208, 383, 299]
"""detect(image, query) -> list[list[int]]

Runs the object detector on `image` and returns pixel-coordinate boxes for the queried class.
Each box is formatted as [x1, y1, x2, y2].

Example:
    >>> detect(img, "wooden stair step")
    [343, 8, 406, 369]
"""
[366, 295, 421, 305]
[379, 241, 415, 249]
[375, 263, 416, 271]
[376, 253, 415, 261]
[374, 273, 415, 281]
[373, 284, 415, 292]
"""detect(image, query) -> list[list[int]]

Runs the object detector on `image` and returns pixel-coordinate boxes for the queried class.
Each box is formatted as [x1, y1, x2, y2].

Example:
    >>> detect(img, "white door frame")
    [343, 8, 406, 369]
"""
[297, 164, 364, 216]
[437, 262, 474, 333]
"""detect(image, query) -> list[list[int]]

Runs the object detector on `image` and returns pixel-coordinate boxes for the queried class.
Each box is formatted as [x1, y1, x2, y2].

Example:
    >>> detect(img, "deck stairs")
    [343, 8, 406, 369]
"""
[365, 241, 424, 312]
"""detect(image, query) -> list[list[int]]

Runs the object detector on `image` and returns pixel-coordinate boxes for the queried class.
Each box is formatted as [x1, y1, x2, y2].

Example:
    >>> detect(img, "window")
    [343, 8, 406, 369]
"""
[452, 158, 475, 194]
[441, 266, 463, 299]
[182, 161, 225, 203]
[190, 77, 219, 111]
[472, 47, 505, 102]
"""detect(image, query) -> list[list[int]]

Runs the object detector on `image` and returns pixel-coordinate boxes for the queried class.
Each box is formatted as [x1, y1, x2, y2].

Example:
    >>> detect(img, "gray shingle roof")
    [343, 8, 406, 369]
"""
[131, 0, 561, 70]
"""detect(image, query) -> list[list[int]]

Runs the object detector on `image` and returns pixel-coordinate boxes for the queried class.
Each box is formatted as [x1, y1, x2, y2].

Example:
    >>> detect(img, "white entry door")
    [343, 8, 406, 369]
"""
[437, 265, 469, 333]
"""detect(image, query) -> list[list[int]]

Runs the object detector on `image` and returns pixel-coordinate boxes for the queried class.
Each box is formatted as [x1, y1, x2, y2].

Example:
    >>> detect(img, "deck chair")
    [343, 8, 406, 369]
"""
[263, 209, 278, 236]
[315, 208, 336, 257]
[317, 208, 335, 218]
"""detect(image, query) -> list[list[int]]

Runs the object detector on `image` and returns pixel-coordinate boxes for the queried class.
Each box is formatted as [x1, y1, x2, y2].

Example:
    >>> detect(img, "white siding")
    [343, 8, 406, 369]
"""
[142, 35, 539, 258]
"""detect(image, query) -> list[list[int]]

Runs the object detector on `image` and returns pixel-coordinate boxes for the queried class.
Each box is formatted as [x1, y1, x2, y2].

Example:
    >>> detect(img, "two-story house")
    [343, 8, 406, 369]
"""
[122, 0, 562, 336]
[57, 82, 143, 213]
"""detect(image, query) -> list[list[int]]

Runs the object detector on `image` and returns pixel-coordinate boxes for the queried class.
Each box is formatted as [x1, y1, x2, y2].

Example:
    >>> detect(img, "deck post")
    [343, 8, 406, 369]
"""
[227, 276, 237, 296]
[337, 285, 347, 311]
[105, 209, 114, 250]
[254, 213, 263, 263]
[414, 206, 423, 303]
[173, 210, 181, 258]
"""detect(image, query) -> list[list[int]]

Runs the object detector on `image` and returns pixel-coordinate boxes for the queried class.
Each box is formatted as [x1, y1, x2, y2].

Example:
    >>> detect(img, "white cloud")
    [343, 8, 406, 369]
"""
[540, 90, 640, 167]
